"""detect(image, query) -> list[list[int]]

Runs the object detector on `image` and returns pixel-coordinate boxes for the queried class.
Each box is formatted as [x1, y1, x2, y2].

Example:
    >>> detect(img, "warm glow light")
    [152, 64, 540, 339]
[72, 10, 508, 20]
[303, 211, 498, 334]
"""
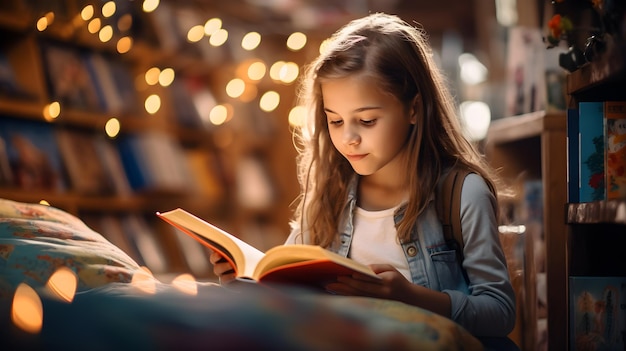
[81, 5, 94, 21]
[287, 32, 307, 51]
[105, 118, 121, 137]
[145, 94, 161, 114]
[269, 61, 285, 81]
[102, 1, 117, 18]
[259, 91, 280, 112]
[279, 62, 299, 84]
[12, 283, 43, 334]
[226, 78, 245, 98]
[187, 25, 205, 43]
[39, 200, 50, 206]
[117, 36, 133, 53]
[88, 18, 101, 34]
[117, 13, 133, 32]
[46, 267, 77, 303]
[209, 28, 228, 46]
[43, 102, 61, 121]
[459, 53, 488, 85]
[204, 18, 222, 36]
[130, 267, 157, 294]
[159, 68, 175, 87]
[498, 225, 526, 234]
[288, 105, 306, 127]
[36, 14, 52, 32]
[172, 274, 198, 295]
[99, 25, 114, 42]
[241, 32, 261, 50]
[247, 61, 266, 81]
[209, 104, 229, 125]
[459, 101, 491, 141]
[145, 67, 160, 85]
[142, 0, 160, 13]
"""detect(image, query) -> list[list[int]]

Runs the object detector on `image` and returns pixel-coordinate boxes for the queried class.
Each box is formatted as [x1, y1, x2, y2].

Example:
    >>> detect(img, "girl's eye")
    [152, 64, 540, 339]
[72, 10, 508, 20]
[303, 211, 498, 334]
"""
[360, 119, 376, 126]
[329, 120, 343, 126]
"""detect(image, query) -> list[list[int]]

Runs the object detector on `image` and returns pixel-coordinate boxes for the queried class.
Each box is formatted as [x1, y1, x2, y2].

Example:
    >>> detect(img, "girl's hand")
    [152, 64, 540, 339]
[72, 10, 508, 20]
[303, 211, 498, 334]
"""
[324, 264, 412, 301]
[208, 251, 236, 285]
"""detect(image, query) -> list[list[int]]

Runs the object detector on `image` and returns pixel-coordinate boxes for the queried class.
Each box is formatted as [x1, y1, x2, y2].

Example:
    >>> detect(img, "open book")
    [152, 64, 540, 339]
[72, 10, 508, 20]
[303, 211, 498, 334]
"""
[156, 208, 378, 288]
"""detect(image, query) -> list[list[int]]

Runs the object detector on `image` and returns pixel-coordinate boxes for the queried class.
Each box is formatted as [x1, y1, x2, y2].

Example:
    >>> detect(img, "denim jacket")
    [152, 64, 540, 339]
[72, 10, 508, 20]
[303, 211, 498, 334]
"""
[286, 173, 516, 337]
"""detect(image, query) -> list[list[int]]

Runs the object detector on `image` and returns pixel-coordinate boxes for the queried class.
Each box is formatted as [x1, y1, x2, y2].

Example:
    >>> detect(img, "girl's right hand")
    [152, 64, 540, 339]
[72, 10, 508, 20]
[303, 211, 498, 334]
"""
[208, 250, 236, 285]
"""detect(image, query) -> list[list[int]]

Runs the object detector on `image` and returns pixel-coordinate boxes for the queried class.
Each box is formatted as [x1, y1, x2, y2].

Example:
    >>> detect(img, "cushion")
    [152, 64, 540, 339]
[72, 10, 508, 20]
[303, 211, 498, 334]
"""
[0, 198, 140, 297]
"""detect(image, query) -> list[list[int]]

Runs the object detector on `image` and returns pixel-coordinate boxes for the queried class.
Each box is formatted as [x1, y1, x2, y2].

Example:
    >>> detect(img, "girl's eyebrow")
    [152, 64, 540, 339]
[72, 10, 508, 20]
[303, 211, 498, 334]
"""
[324, 106, 382, 114]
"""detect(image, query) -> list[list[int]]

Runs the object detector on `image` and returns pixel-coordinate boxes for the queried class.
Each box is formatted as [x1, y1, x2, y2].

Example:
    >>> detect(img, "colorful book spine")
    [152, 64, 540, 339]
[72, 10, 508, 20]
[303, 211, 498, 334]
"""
[569, 276, 626, 351]
[578, 102, 605, 202]
[605, 101, 626, 200]
[567, 108, 580, 203]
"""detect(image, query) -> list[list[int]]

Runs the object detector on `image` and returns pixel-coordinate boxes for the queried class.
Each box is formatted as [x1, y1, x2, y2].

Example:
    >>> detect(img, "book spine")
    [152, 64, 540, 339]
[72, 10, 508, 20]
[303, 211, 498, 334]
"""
[569, 276, 626, 350]
[604, 101, 626, 200]
[567, 108, 580, 203]
[578, 102, 606, 202]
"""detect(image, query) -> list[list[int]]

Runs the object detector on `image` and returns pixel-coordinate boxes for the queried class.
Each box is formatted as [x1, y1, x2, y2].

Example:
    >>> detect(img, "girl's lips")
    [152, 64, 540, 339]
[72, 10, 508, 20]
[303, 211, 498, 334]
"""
[346, 154, 367, 161]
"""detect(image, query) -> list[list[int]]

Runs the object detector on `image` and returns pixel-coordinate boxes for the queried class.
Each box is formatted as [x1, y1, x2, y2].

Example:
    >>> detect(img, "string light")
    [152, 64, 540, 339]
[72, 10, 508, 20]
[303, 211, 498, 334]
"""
[142, 0, 160, 13]
[242, 31, 261, 50]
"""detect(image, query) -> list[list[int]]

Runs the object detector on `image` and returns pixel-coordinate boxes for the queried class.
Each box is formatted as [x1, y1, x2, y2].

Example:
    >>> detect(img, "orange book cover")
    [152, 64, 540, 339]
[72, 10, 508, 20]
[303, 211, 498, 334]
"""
[605, 101, 626, 200]
[156, 208, 378, 288]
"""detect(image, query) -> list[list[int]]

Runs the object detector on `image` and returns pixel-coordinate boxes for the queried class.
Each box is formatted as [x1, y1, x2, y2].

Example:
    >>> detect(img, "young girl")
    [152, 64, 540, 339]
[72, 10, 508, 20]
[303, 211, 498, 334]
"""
[211, 12, 516, 341]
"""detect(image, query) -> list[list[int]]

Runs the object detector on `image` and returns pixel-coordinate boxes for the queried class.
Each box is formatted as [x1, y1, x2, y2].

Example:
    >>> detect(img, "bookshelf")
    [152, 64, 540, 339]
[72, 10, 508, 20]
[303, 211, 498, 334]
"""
[485, 110, 567, 350]
[0, 0, 301, 280]
[558, 33, 626, 350]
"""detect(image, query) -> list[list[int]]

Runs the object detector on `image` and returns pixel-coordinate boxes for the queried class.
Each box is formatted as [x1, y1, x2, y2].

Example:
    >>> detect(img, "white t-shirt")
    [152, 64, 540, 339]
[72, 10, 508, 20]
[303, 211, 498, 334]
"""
[350, 205, 411, 281]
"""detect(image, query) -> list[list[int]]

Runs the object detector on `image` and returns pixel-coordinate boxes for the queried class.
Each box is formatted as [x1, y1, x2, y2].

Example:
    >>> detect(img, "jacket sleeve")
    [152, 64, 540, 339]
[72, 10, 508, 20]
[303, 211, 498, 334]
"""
[443, 173, 517, 337]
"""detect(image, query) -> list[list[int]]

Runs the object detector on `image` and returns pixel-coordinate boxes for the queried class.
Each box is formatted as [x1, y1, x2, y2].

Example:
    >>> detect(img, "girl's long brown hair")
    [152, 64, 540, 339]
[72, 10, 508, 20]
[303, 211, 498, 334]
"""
[291, 13, 501, 247]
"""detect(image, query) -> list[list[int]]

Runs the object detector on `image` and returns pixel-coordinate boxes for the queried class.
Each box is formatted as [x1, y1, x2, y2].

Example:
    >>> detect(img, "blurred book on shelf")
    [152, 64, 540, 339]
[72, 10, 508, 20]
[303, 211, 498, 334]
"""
[56, 128, 116, 195]
[605, 101, 626, 200]
[0, 117, 66, 192]
[40, 42, 104, 111]
[117, 132, 195, 194]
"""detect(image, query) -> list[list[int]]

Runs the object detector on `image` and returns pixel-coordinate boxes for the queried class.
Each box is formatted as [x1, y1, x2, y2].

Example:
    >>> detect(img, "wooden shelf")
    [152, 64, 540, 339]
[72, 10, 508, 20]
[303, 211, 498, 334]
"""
[566, 200, 626, 225]
[488, 111, 566, 145]
[567, 39, 626, 96]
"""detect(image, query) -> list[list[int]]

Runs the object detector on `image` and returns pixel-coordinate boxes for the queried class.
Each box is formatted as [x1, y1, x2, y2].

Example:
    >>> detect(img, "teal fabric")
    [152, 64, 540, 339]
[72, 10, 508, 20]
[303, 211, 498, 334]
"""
[0, 199, 140, 297]
[2, 282, 484, 351]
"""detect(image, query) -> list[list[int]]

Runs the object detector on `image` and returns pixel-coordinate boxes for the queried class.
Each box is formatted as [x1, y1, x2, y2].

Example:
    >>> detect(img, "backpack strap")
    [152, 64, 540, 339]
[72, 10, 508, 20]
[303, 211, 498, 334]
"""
[436, 167, 473, 263]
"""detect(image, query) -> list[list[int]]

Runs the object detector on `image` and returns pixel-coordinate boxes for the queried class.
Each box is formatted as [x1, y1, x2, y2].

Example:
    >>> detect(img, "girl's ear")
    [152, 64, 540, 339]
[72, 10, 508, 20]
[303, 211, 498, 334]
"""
[409, 94, 421, 124]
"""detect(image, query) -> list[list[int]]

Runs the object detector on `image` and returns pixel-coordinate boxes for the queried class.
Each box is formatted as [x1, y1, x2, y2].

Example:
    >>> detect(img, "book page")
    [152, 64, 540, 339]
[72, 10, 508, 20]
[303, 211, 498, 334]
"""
[157, 209, 265, 278]
[253, 244, 377, 281]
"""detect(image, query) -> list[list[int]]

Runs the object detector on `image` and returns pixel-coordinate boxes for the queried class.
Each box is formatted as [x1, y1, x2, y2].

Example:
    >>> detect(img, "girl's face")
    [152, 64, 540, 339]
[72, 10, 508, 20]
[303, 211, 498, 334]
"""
[321, 74, 416, 182]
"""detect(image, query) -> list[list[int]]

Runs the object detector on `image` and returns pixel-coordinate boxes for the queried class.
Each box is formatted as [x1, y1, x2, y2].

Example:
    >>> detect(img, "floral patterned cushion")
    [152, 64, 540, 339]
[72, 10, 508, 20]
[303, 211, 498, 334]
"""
[0, 198, 140, 298]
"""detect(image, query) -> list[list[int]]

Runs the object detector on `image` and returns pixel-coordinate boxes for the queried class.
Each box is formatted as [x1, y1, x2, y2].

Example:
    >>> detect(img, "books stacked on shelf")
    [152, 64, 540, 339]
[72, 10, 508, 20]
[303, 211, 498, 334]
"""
[40, 42, 105, 112]
[0, 50, 29, 99]
[119, 214, 169, 275]
[605, 101, 626, 200]
[567, 101, 626, 203]
[56, 128, 117, 195]
[569, 276, 626, 351]
[117, 131, 195, 194]
[0, 117, 66, 192]
[579, 102, 605, 202]
[82, 213, 169, 276]
[0, 36, 40, 101]
[92, 136, 132, 196]
[567, 108, 580, 203]
[41, 39, 142, 116]
[84, 52, 139, 116]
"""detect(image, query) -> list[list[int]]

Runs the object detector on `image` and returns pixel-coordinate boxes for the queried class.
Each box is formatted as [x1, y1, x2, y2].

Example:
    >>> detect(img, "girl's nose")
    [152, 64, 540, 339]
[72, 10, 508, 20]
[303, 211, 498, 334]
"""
[343, 125, 361, 145]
